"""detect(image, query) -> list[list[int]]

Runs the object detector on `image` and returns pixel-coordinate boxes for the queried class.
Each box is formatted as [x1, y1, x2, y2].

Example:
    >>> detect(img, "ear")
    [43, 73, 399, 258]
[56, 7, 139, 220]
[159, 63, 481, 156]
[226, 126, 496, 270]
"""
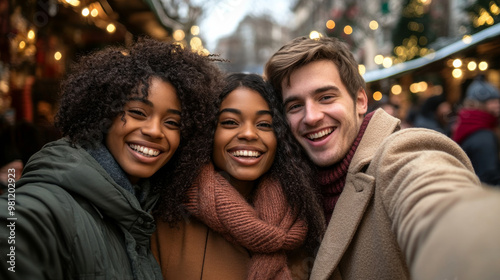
[355, 88, 368, 116]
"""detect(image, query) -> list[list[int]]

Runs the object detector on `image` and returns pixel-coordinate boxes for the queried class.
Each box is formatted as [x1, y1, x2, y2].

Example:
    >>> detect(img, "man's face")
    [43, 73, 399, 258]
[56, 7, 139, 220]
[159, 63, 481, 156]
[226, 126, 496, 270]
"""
[281, 60, 367, 167]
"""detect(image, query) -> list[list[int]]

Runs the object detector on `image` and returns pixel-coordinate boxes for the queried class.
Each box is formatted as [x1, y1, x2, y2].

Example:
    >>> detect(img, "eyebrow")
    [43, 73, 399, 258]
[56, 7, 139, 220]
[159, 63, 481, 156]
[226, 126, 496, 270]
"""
[283, 85, 340, 106]
[128, 97, 181, 115]
[218, 108, 272, 116]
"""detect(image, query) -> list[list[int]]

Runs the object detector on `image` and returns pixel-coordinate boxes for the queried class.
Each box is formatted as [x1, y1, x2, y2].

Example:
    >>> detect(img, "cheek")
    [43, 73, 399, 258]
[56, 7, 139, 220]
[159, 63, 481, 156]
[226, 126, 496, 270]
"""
[105, 122, 122, 157]
[286, 115, 300, 131]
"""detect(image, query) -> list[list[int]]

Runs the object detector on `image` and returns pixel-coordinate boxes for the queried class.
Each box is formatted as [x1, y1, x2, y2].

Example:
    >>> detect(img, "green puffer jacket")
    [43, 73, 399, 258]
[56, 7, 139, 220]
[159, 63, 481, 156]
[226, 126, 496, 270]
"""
[0, 139, 162, 279]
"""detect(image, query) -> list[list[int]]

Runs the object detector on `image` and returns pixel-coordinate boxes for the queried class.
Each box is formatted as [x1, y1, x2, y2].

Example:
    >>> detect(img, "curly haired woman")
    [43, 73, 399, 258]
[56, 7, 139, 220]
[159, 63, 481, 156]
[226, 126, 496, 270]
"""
[152, 73, 325, 279]
[0, 38, 224, 280]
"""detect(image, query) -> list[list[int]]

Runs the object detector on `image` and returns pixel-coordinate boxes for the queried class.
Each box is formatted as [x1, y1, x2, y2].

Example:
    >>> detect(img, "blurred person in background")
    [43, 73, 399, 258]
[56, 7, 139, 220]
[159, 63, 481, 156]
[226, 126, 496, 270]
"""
[413, 94, 453, 136]
[452, 75, 500, 186]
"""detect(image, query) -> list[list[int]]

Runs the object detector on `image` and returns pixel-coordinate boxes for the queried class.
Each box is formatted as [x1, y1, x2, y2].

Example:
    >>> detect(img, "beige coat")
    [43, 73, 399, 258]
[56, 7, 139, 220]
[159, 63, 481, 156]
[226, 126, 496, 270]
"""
[311, 109, 500, 280]
[151, 217, 313, 279]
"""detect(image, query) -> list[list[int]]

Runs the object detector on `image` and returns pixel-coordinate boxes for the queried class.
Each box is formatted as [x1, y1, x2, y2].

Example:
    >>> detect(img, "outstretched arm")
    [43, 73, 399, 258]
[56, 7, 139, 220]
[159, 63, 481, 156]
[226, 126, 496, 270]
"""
[372, 128, 500, 279]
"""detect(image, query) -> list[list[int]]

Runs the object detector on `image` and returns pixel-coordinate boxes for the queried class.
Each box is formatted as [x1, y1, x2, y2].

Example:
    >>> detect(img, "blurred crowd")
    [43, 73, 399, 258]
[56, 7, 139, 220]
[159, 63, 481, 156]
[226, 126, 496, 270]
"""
[370, 74, 500, 186]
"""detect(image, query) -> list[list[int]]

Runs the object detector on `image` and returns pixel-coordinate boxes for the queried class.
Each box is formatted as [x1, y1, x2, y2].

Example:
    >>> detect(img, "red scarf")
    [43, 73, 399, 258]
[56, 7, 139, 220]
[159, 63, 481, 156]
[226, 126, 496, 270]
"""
[452, 109, 498, 144]
[184, 163, 307, 280]
[317, 111, 374, 224]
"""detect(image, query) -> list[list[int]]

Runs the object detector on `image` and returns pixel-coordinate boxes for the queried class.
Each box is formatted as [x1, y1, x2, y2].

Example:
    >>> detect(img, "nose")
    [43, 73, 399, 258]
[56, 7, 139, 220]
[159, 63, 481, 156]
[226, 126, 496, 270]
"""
[303, 102, 323, 126]
[237, 122, 259, 141]
[141, 119, 164, 139]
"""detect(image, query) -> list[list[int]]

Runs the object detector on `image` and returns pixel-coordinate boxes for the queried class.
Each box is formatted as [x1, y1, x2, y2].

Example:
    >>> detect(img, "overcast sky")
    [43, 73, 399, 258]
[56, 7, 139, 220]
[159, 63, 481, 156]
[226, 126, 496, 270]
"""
[197, 0, 294, 50]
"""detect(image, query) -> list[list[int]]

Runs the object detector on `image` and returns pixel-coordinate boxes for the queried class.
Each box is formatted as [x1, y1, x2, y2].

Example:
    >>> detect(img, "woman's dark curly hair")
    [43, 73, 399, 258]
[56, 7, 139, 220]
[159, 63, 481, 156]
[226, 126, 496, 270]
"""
[156, 72, 325, 253]
[55, 37, 224, 198]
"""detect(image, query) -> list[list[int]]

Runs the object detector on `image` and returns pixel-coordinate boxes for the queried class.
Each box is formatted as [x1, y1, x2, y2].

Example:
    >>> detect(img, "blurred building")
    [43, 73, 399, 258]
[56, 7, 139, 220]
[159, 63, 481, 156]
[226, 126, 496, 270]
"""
[215, 15, 291, 74]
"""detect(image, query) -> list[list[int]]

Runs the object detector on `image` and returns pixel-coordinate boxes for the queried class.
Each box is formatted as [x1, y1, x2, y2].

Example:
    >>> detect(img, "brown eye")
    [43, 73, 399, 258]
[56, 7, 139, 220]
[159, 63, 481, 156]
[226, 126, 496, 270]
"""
[128, 109, 146, 117]
[220, 120, 238, 126]
[257, 122, 273, 129]
[165, 120, 180, 128]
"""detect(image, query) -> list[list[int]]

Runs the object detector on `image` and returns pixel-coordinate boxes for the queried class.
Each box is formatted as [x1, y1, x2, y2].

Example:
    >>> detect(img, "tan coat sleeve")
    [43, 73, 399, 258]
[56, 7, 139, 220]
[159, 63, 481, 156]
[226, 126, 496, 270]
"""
[370, 128, 500, 279]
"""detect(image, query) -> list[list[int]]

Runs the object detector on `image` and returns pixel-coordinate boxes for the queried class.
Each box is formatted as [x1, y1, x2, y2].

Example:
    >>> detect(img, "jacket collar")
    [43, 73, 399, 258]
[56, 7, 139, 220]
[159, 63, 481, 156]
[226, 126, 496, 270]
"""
[19, 139, 159, 235]
[310, 109, 400, 279]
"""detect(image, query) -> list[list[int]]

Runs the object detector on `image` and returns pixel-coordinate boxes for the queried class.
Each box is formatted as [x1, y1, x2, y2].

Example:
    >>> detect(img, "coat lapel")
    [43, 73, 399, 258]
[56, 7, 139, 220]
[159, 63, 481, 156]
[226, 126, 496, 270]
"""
[310, 109, 400, 280]
[310, 172, 375, 280]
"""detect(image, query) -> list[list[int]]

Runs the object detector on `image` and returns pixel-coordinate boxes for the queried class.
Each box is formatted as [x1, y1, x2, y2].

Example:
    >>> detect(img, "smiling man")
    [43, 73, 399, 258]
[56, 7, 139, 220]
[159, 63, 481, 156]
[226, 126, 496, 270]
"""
[264, 36, 500, 280]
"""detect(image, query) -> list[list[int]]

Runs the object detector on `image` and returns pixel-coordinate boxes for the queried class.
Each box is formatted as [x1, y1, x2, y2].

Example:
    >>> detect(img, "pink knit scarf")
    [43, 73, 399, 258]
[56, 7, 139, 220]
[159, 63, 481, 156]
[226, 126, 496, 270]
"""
[184, 163, 308, 279]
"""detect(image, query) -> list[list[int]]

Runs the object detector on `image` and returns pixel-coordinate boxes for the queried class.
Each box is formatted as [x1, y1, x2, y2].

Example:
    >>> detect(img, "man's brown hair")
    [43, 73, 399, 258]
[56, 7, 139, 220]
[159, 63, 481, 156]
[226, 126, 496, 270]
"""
[264, 36, 366, 101]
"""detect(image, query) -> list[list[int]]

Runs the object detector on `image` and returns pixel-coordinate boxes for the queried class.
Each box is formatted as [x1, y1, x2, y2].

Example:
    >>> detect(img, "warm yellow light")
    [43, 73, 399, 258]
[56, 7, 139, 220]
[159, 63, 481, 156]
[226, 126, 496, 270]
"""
[54, 51, 62, 61]
[467, 61, 477, 71]
[373, 91, 383, 101]
[173, 29, 185, 41]
[91, 8, 98, 17]
[452, 59, 462, 68]
[344, 25, 353, 35]
[358, 64, 366, 75]
[418, 81, 428, 92]
[462, 35, 472, 44]
[19, 41, 26, 50]
[391, 85, 402, 95]
[309, 31, 322, 39]
[0, 80, 9, 93]
[374, 54, 384, 65]
[190, 37, 202, 50]
[409, 83, 418, 93]
[27, 30, 35, 40]
[106, 23, 116, 33]
[419, 48, 429, 57]
[67, 0, 80, 6]
[394, 46, 404, 56]
[382, 57, 393, 68]
[491, 3, 500, 15]
[479, 61, 488, 71]
[200, 48, 210, 56]
[326, 20, 335, 29]
[82, 8, 89, 17]
[191, 25, 200, 36]
[409, 82, 428, 93]
[369, 20, 379, 30]
[452, 69, 463, 78]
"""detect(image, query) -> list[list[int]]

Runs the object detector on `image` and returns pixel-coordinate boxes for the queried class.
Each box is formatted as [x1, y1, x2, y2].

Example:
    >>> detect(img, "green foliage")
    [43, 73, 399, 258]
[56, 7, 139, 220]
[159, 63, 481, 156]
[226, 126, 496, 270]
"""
[464, 0, 500, 33]
[391, 0, 437, 62]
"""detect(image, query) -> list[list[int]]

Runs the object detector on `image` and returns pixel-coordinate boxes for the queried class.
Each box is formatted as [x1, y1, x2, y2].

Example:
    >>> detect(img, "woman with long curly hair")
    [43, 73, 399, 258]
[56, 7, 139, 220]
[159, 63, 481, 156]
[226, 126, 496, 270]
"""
[152, 73, 325, 279]
[0, 38, 223, 280]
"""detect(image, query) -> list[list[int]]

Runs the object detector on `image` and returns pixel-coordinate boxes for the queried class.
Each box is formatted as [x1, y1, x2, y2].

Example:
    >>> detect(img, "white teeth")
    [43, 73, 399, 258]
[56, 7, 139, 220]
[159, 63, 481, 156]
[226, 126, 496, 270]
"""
[231, 150, 262, 158]
[129, 144, 160, 157]
[307, 128, 333, 140]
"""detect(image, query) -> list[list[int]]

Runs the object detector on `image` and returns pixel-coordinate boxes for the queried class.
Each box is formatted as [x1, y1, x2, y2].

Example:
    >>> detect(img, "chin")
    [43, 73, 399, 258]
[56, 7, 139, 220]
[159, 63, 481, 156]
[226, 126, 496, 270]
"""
[231, 173, 262, 182]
